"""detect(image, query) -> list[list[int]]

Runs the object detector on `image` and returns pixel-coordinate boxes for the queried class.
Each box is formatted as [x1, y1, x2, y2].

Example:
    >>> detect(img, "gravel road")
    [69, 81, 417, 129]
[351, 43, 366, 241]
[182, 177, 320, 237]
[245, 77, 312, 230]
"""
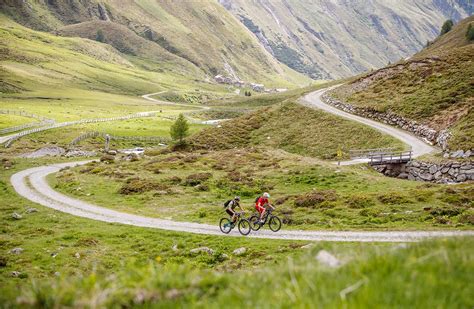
[301, 88, 438, 165]
[11, 161, 474, 242]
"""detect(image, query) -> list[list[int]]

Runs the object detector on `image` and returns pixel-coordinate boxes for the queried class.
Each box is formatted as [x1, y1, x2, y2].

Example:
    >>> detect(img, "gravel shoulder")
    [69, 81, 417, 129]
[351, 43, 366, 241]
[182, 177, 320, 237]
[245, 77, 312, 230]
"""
[11, 161, 474, 242]
[301, 88, 438, 165]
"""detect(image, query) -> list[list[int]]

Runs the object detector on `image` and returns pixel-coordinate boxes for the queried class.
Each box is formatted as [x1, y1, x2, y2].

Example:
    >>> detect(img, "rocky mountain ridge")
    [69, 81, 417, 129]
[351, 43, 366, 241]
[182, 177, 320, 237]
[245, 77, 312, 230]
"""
[219, 0, 473, 79]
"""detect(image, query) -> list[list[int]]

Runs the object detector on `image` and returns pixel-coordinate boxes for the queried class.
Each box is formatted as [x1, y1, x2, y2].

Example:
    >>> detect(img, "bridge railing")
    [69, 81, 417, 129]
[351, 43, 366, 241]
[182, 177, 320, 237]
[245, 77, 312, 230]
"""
[368, 150, 413, 165]
[349, 147, 398, 159]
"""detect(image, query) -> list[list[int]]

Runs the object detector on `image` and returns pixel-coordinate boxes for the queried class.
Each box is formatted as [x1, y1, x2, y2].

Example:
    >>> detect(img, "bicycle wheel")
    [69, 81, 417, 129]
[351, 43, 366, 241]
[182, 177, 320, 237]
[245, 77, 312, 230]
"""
[219, 218, 232, 234]
[269, 216, 282, 232]
[249, 215, 262, 231]
[238, 219, 251, 236]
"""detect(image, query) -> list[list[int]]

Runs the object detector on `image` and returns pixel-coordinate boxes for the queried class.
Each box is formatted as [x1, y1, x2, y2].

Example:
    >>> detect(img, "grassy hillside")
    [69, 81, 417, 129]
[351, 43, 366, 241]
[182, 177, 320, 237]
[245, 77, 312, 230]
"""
[331, 16, 474, 151]
[0, 0, 310, 87]
[192, 102, 404, 159]
[220, 0, 472, 79]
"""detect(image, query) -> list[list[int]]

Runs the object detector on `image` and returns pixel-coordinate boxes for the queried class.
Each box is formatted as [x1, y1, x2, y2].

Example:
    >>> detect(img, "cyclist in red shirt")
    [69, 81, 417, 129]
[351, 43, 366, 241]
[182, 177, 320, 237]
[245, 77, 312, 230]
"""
[255, 192, 274, 223]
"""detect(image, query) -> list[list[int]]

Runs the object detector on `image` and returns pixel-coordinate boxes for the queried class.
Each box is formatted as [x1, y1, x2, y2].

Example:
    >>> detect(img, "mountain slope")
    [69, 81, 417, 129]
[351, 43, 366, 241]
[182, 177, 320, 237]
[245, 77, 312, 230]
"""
[330, 16, 474, 152]
[219, 0, 473, 79]
[0, 0, 309, 87]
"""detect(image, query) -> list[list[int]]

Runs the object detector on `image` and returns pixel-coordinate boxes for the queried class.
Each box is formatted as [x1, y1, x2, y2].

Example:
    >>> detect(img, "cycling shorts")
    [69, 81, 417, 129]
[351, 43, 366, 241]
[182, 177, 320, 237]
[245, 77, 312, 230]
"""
[255, 204, 265, 214]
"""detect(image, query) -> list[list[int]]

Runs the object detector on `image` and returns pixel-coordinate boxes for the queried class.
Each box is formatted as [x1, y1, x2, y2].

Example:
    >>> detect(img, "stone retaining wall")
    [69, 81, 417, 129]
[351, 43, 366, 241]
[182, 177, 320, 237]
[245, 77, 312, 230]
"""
[322, 93, 473, 158]
[372, 161, 473, 183]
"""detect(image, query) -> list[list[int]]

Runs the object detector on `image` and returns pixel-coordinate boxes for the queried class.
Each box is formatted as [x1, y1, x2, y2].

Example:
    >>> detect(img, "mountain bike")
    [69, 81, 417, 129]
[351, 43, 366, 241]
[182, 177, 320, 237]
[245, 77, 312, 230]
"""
[249, 208, 282, 232]
[219, 212, 251, 235]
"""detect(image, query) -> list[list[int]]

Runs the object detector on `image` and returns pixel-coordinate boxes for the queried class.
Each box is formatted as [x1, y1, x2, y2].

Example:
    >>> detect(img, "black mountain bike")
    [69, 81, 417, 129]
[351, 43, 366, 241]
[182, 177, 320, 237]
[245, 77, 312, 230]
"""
[219, 212, 251, 235]
[249, 208, 282, 232]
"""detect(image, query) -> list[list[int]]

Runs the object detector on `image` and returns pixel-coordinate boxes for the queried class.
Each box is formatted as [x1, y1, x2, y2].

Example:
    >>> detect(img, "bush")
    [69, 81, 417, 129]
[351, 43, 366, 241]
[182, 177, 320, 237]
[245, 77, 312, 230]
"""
[96, 29, 105, 42]
[440, 19, 454, 35]
[459, 214, 474, 225]
[119, 178, 169, 195]
[429, 207, 463, 217]
[294, 190, 338, 208]
[100, 154, 115, 163]
[185, 173, 212, 186]
[377, 192, 411, 205]
[347, 194, 375, 209]
[166, 176, 182, 185]
[0, 255, 7, 267]
[466, 24, 474, 41]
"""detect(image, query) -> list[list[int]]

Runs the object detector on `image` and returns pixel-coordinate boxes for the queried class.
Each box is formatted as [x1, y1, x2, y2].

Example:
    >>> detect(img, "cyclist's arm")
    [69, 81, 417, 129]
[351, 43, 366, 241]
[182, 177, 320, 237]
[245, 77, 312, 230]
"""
[268, 203, 275, 210]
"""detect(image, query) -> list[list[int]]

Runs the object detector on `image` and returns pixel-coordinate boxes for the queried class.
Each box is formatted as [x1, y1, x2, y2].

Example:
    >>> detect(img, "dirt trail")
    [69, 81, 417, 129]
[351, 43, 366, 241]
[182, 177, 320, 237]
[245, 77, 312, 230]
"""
[301, 87, 437, 165]
[11, 161, 474, 242]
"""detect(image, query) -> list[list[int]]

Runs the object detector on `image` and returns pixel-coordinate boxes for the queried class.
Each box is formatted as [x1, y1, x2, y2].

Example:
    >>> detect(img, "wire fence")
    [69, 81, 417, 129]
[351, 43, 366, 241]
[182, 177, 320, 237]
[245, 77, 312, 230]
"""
[69, 131, 170, 147]
[3, 111, 160, 148]
[0, 110, 55, 134]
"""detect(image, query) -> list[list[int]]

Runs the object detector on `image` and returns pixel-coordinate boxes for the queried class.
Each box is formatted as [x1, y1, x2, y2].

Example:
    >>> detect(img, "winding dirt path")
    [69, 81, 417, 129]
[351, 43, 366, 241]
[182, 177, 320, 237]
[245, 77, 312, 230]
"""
[301, 88, 438, 165]
[11, 161, 474, 242]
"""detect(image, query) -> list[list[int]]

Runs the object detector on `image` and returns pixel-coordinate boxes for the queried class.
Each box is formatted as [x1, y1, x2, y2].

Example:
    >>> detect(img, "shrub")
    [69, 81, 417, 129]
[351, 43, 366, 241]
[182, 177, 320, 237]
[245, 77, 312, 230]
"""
[466, 23, 474, 41]
[359, 208, 379, 217]
[96, 29, 105, 42]
[377, 192, 411, 205]
[459, 214, 474, 225]
[100, 154, 115, 163]
[185, 173, 212, 186]
[294, 190, 338, 208]
[347, 194, 375, 209]
[440, 20, 454, 35]
[429, 207, 463, 217]
[0, 255, 7, 267]
[166, 176, 182, 185]
[119, 178, 169, 195]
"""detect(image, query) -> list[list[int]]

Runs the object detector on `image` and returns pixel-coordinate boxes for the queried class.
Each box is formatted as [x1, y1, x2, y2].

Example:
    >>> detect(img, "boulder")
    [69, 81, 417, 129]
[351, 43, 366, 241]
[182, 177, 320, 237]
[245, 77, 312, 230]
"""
[398, 173, 408, 179]
[315, 250, 340, 268]
[456, 174, 467, 182]
[429, 165, 438, 174]
[10, 248, 23, 255]
[11, 271, 21, 278]
[451, 150, 464, 158]
[232, 247, 247, 256]
[25, 208, 38, 214]
[463, 150, 472, 158]
[419, 173, 434, 181]
[190, 247, 214, 255]
[11, 212, 22, 220]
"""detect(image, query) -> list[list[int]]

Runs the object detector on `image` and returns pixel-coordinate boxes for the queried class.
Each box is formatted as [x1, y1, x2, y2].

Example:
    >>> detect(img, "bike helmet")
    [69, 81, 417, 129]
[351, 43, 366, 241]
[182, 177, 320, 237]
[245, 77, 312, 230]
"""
[234, 196, 241, 201]
[263, 192, 270, 198]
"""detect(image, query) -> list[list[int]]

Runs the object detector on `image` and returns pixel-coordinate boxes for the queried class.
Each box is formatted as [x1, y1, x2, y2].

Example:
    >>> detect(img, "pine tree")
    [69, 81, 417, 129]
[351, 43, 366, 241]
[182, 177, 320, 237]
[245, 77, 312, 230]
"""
[466, 24, 474, 41]
[170, 114, 189, 144]
[96, 29, 105, 43]
[440, 20, 454, 35]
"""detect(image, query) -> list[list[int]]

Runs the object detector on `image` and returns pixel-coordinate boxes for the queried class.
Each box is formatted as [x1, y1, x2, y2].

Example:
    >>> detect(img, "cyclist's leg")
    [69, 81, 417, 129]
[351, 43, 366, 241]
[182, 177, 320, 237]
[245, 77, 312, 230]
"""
[225, 209, 234, 226]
